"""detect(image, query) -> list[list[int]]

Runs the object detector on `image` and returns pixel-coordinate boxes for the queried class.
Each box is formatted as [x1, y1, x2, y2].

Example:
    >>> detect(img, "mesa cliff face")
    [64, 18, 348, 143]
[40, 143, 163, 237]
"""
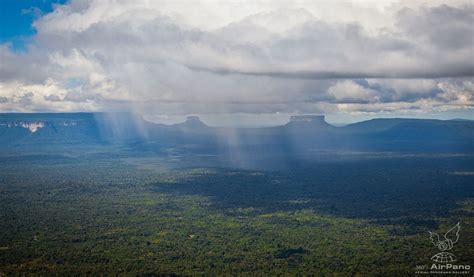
[172, 116, 208, 130]
[0, 113, 473, 152]
[285, 115, 334, 130]
[289, 115, 326, 123]
[0, 121, 82, 133]
[0, 121, 46, 133]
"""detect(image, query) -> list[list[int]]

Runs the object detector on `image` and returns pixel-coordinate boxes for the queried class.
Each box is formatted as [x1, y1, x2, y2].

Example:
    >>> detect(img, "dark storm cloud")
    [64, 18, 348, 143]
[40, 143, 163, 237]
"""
[396, 4, 474, 50]
[0, 0, 473, 115]
[353, 79, 444, 103]
[44, 94, 62, 102]
[187, 66, 474, 80]
[18, 92, 35, 106]
[63, 91, 103, 103]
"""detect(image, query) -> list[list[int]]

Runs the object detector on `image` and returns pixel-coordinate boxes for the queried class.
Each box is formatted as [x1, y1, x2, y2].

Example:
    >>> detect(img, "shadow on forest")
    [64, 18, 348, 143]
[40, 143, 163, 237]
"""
[152, 155, 474, 231]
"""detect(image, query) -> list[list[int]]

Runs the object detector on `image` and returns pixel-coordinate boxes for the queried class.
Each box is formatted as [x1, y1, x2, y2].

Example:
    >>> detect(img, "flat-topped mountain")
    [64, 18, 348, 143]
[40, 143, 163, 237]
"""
[285, 115, 335, 131]
[289, 115, 326, 123]
[172, 116, 209, 130]
[0, 113, 153, 146]
[0, 113, 472, 152]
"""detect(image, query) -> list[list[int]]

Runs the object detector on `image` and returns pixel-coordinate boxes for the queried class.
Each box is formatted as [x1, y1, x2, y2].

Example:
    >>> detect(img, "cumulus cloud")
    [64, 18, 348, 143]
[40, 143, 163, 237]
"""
[0, 0, 473, 118]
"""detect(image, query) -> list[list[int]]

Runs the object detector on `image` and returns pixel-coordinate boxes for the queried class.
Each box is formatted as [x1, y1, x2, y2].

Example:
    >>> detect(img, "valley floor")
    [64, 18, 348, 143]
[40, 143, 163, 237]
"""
[0, 150, 473, 275]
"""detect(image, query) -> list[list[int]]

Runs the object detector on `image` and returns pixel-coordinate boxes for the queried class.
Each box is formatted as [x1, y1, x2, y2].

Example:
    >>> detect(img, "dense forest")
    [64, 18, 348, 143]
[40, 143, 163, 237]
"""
[1, 150, 473, 275]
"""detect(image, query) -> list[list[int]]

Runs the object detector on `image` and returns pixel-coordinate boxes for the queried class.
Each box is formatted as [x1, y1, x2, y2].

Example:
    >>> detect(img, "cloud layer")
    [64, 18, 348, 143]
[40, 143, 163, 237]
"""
[0, 0, 473, 119]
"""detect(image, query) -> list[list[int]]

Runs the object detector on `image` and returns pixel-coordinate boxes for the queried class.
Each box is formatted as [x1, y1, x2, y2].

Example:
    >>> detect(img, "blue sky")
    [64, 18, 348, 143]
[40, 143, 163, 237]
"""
[0, 0, 66, 50]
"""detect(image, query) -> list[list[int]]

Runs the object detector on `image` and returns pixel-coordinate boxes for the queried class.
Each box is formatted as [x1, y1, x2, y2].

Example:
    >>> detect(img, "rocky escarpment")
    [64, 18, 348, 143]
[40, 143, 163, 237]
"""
[289, 115, 326, 123]
[286, 115, 334, 130]
[0, 121, 79, 133]
[172, 116, 208, 130]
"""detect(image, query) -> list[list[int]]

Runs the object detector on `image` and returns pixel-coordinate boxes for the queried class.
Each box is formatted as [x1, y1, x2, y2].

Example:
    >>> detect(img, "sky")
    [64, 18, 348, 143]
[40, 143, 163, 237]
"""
[0, 0, 473, 125]
[0, 0, 66, 49]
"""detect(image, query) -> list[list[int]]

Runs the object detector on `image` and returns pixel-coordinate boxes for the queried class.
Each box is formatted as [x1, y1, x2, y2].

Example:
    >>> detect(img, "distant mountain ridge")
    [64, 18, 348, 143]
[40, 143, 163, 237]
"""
[0, 113, 473, 153]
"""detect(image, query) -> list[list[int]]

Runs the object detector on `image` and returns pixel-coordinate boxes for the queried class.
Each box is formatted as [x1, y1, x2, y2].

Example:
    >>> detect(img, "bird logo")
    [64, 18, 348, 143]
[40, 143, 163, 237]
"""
[428, 223, 460, 263]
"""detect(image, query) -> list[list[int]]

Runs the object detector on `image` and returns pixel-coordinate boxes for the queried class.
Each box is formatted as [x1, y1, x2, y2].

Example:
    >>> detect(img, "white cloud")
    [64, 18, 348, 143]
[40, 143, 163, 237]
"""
[0, 0, 473, 118]
[328, 81, 379, 104]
